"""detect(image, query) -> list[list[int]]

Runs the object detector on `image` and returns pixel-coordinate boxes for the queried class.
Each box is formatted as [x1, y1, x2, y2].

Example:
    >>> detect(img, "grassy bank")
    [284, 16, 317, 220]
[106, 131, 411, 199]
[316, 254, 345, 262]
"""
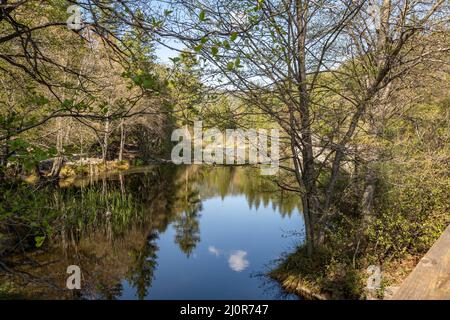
[270, 247, 364, 300]
[270, 159, 449, 300]
[270, 245, 437, 300]
[59, 159, 131, 178]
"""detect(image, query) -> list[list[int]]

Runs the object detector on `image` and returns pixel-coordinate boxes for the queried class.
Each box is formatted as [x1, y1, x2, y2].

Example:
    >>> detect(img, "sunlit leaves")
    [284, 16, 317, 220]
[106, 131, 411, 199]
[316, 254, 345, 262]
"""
[235, 56, 241, 68]
[211, 46, 219, 57]
[255, 0, 264, 11]
[199, 10, 206, 21]
[131, 72, 165, 92]
[142, 77, 157, 90]
[194, 44, 203, 52]
[222, 40, 231, 49]
[35, 236, 45, 248]
[151, 17, 163, 29]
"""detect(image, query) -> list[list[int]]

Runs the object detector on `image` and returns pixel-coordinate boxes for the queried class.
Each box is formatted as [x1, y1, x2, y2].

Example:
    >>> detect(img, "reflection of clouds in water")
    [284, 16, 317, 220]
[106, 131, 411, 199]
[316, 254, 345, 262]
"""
[228, 250, 249, 272]
[208, 246, 220, 257]
[208, 246, 250, 272]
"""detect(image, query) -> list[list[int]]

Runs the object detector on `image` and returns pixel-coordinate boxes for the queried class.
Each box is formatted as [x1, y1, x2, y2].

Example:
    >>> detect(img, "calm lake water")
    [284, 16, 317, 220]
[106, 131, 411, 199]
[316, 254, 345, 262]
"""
[3, 165, 305, 300]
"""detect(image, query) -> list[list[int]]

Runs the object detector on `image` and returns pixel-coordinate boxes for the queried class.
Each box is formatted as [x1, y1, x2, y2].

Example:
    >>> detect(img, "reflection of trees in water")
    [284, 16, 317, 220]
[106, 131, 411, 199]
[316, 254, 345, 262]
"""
[126, 231, 159, 300]
[95, 283, 123, 300]
[174, 211, 201, 258]
[191, 166, 301, 217]
[173, 201, 202, 257]
[0, 165, 300, 299]
[57, 165, 298, 244]
[172, 169, 202, 257]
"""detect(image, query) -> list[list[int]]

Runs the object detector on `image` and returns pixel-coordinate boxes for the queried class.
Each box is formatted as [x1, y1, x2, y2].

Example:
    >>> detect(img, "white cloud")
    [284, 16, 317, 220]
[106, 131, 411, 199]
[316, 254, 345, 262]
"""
[208, 246, 220, 257]
[228, 250, 249, 272]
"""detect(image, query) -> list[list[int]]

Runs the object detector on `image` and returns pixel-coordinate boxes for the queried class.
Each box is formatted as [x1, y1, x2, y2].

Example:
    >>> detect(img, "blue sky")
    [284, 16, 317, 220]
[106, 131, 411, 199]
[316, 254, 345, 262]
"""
[155, 39, 186, 64]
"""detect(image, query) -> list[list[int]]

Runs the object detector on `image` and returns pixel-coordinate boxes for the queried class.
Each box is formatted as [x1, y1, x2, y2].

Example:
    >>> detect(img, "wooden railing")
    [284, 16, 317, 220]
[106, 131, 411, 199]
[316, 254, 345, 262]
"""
[389, 225, 450, 300]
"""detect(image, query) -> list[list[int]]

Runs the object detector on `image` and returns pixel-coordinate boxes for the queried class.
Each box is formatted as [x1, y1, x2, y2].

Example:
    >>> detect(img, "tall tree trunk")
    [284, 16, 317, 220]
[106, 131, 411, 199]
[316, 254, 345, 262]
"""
[102, 115, 110, 166]
[119, 119, 125, 162]
[50, 118, 64, 178]
[361, 168, 377, 226]
[294, 0, 320, 254]
[291, 140, 315, 256]
[301, 192, 316, 256]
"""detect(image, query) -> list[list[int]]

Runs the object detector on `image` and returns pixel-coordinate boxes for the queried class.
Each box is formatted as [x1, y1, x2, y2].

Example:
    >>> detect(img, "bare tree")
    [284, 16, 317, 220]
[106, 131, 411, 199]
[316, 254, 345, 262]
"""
[140, 0, 448, 254]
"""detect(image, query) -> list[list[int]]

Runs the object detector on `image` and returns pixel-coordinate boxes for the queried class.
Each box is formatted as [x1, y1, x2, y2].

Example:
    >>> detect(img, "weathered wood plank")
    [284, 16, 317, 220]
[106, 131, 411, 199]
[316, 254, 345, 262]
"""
[390, 225, 450, 300]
